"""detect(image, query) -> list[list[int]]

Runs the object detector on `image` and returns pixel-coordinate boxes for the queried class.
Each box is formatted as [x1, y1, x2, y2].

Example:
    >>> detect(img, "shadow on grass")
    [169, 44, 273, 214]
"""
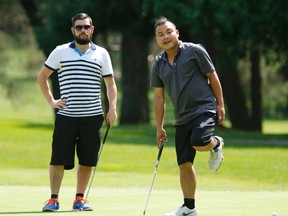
[21, 122, 54, 130]
[18, 120, 288, 147]
[0, 210, 74, 214]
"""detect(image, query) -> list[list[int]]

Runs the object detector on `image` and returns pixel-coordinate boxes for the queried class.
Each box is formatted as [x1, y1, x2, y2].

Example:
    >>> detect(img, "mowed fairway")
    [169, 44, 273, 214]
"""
[0, 185, 288, 215]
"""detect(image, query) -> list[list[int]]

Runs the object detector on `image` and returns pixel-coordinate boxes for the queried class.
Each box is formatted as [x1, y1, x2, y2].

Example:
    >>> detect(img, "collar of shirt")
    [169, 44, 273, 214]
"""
[158, 40, 183, 62]
[69, 41, 96, 56]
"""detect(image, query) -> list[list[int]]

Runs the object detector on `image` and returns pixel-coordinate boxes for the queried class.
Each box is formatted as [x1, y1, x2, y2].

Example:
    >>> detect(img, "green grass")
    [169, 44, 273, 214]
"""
[1, 118, 288, 191]
[2, 186, 284, 216]
[1, 186, 287, 216]
[1, 83, 288, 215]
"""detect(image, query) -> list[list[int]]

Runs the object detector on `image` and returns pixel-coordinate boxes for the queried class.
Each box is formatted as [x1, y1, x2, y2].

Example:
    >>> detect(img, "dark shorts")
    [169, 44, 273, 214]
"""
[174, 112, 217, 165]
[51, 114, 104, 170]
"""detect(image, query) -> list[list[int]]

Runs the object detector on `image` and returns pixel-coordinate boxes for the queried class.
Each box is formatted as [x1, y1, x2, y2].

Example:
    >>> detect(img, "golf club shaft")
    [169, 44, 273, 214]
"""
[143, 140, 165, 215]
[85, 124, 110, 201]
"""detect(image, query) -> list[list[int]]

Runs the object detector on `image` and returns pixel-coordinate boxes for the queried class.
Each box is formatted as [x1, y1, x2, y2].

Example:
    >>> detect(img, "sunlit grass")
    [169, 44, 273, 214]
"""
[1, 82, 288, 192]
[0, 117, 288, 191]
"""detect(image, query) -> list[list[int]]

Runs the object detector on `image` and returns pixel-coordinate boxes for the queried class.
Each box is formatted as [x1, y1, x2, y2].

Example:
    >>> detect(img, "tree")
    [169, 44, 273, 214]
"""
[14, 0, 288, 129]
[20, 0, 152, 124]
[93, 0, 153, 124]
[151, 0, 288, 131]
[19, 0, 96, 115]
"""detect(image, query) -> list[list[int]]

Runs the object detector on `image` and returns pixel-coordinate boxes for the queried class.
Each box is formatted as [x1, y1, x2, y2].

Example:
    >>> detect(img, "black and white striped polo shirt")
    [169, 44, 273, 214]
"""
[45, 41, 114, 117]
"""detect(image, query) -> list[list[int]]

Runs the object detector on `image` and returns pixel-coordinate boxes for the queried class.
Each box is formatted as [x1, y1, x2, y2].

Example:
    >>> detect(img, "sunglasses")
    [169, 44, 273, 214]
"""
[73, 25, 92, 31]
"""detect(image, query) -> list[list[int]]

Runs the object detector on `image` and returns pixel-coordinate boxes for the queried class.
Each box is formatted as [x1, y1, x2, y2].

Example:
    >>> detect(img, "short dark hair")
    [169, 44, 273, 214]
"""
[154, 16, 176, 30]
[71, 13, 93, 26]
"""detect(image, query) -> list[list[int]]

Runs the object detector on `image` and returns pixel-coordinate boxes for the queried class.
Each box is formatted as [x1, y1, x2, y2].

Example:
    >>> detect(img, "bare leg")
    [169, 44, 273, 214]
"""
[193, 136, 218, 152]
[76, 165, 92, 194]
[49, 165, 64, 195]
[179, 162, 196, 198]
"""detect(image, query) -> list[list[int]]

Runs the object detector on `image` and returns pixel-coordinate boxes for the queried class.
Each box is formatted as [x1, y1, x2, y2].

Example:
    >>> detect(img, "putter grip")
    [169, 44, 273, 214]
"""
[157, 140, 165, 160]
[102, 124, 110, 144]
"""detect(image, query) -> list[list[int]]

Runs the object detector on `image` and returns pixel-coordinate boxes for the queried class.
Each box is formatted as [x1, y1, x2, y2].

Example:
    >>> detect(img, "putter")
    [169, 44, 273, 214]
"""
[143, 139, 166, 216]
[85, 124, 110, 201]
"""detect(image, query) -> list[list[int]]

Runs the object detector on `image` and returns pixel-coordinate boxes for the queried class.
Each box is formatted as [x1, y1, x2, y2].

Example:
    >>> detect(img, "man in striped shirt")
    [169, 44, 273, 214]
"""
[38, 13, 117, 212]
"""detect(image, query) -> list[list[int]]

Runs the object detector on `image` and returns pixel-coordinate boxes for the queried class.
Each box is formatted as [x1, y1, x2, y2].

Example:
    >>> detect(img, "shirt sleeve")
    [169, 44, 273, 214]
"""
[100, 48, 114, 77]
[45, 46, 61, 70]
[195, 44, 215, 74]
[150, 62, 164, 88]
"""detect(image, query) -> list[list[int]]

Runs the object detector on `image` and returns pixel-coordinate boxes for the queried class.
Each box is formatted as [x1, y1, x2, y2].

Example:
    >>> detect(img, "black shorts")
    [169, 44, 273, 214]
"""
[50, 114, 104, 170]
[174, 112, 217, 165]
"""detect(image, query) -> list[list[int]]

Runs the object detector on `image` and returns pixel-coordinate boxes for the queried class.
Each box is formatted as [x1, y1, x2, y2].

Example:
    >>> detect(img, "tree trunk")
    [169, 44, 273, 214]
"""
[250, 48, 262, 131]
[120, 33, 150, 124]
[218, 53, 252, 130]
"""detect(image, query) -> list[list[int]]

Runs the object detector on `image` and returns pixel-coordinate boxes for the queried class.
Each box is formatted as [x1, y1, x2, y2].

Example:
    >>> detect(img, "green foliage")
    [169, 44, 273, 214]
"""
[26, 0, 96, 55]
[151, 0, 288, 120]
[262, 57, 288, 118]
[1, 0, 288, 127]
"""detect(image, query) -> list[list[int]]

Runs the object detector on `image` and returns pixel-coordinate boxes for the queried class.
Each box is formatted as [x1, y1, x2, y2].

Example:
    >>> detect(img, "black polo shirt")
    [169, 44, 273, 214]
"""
[151, 41, 217, 125]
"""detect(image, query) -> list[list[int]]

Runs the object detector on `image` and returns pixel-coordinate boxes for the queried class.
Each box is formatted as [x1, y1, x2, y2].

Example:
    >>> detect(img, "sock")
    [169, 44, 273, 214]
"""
[51, 194, 58, 199]
[183, 198, 195, 210]
[76, 193, 84, 198]
[213, 137, 220, 151]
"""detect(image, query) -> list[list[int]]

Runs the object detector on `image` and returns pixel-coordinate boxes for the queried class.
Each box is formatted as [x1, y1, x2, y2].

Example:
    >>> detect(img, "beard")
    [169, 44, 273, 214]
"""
[74, 33, 92, 45]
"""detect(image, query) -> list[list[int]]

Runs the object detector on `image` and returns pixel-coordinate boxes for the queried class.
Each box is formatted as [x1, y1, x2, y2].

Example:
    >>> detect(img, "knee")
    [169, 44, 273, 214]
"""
[179, 162, 192, 171]
[191, 132, 214, 151]
[191, 132, 211, 147]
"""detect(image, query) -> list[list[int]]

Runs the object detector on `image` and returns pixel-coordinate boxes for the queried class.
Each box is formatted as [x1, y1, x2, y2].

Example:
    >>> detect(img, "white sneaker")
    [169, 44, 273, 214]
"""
[208, 136, 224, 171]
[164, 206, 198, 216]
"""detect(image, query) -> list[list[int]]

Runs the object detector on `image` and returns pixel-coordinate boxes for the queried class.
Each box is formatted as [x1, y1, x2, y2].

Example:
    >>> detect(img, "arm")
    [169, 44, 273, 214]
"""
[38, 66, 66, 109]
[153, 87, 167, 148]
[206, 71, 225, 124]
[103, 76, 118, 126]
